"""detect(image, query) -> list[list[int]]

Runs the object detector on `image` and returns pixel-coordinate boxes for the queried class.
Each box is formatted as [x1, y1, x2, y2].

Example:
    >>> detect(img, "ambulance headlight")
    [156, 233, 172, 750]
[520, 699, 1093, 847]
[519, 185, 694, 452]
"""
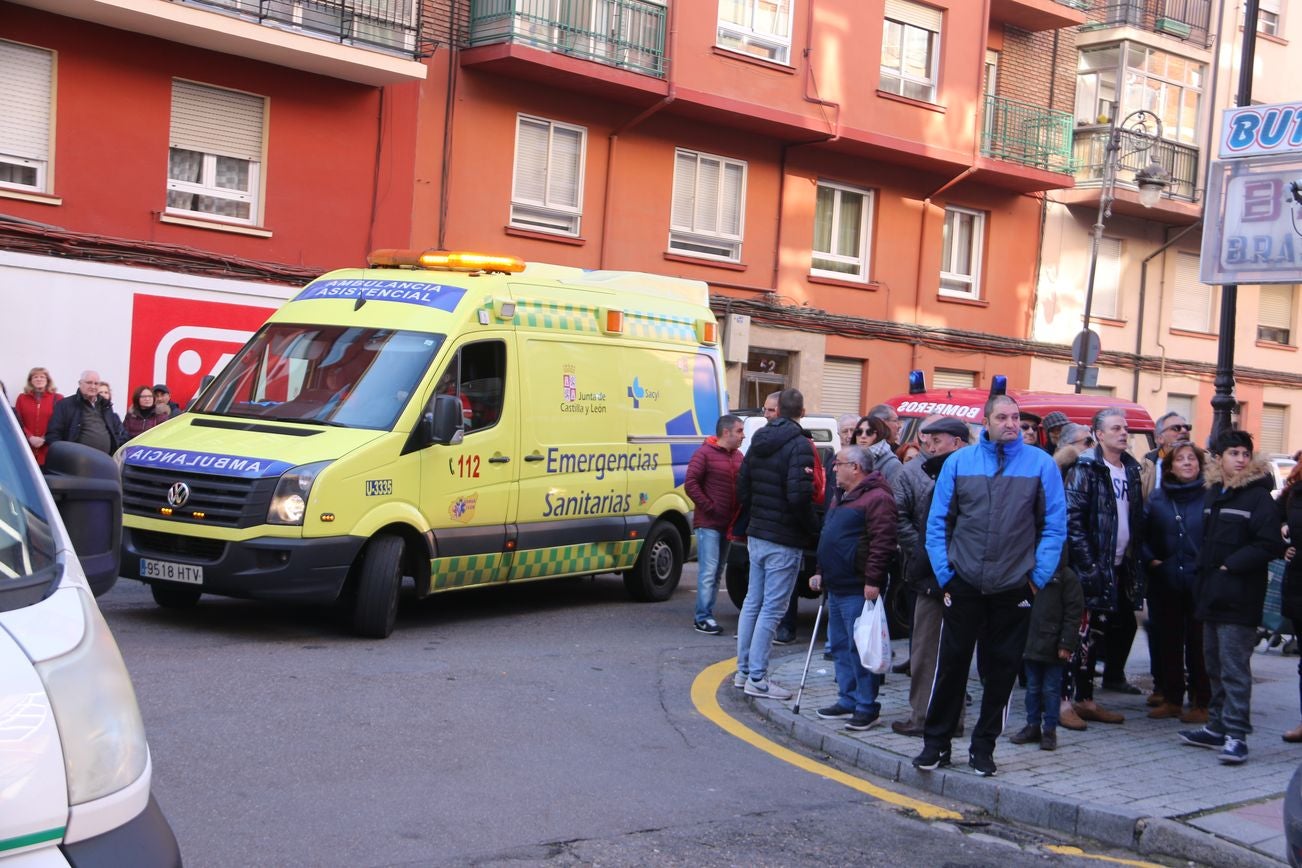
[268, 461, 331, 526]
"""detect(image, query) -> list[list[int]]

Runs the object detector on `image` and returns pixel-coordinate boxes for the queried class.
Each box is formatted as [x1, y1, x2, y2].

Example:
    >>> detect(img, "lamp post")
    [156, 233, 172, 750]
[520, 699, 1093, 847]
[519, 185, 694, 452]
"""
[1073, 109, 1172, 393]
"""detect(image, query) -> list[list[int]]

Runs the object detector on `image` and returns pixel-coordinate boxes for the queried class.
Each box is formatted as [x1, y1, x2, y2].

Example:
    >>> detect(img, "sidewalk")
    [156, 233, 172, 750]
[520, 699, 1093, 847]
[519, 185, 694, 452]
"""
[746, 633, 1300, 866]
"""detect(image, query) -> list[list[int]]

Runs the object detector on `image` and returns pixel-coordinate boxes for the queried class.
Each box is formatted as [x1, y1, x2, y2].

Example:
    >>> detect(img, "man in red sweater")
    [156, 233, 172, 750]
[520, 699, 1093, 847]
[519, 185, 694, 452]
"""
[685, 414, 745, 634]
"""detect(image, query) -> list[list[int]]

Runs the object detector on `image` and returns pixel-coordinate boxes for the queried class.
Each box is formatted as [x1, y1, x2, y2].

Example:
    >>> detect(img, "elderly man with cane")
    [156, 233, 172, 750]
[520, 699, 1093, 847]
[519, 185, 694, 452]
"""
[801, 445, 897, 731]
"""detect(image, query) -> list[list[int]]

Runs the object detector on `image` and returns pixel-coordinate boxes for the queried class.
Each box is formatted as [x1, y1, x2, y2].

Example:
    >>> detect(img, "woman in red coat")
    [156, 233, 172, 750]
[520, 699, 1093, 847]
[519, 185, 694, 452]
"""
[14, 367, 63, 466]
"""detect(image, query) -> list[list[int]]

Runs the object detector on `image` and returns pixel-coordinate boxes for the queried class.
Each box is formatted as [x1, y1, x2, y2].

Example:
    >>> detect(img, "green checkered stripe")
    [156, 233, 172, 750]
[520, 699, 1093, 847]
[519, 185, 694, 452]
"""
[624, 309, 697, 344]
[512, 301, 601, 333]
[431, 553, 507, 590]
[511, 540, 641, 580]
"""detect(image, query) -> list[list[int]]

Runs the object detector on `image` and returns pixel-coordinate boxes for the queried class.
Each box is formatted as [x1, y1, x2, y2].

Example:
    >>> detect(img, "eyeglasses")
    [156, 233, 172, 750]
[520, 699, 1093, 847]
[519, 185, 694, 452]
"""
[854, 428, 869, 436]
[1020, 424, 1036, 431]
[1165, 424, 1192, 433]
[832, 461, 858, 469]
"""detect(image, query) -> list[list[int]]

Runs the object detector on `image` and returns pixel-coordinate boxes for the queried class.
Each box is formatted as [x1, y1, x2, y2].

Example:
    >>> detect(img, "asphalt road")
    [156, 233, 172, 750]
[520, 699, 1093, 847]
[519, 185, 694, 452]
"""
[99, 568, 1139, 867]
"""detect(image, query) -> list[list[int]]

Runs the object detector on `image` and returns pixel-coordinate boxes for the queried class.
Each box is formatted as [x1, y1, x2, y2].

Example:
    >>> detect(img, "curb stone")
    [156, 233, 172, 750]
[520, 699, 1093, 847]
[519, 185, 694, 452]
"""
[744, 695, 1285, 867]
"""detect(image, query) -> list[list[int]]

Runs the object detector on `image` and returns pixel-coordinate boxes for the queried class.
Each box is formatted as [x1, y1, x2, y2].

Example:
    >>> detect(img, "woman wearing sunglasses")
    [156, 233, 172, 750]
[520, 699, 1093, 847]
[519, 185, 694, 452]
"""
[852, 416, 902, 486]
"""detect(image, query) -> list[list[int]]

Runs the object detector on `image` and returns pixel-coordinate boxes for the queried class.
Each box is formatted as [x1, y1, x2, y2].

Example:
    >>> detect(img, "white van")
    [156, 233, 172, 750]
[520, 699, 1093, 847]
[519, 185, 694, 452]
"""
[0, 404, 180, 865]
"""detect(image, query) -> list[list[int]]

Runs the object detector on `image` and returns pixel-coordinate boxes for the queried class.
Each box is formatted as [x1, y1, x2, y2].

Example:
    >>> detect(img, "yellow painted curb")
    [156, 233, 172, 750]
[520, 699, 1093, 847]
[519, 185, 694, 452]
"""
[1044, 845, 1166, 867]
[689, 657, 962, 821]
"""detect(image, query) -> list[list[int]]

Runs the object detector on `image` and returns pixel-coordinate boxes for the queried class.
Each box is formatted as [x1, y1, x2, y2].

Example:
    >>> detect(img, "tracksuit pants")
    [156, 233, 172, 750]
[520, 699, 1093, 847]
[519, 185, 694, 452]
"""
[923, 576, 1032, 756]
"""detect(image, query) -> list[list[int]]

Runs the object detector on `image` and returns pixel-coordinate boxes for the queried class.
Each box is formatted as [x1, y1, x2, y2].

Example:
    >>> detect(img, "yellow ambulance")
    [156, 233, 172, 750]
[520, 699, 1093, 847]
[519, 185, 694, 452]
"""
[118, 251, 725, 637]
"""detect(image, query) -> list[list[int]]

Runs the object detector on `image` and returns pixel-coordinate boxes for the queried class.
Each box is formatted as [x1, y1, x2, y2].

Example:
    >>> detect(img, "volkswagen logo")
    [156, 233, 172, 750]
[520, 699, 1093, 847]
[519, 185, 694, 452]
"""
[167, 482, 191, 508]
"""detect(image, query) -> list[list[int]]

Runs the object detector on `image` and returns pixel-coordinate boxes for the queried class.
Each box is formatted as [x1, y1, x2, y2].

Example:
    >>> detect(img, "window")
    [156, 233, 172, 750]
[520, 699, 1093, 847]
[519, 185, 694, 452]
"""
[510, 115, 586, 236]
[1261, 404, 1288, 454]
[880, 0, 942, 103]
[167, 80, 265, 224]
[435, 341, 506, 434]
[822, 358, 863, 418]
[0, 40, 53, 193]
[716, 0, 793, 64]
[812, 181, 874, 281]
[1095, 237, 1123, 319]
[1172, 251, 1214, 332]
[939, 206, 985, 299]
[1075, 46, 1119, 126]
[933, 369, 976, 389]
[1077, 44, 1204, 144]
[1252, 0, 1281, 35]
[1257, 284, 1295, 344]
[1166, 393, 1196, 430]
[669, 148, 746, 261]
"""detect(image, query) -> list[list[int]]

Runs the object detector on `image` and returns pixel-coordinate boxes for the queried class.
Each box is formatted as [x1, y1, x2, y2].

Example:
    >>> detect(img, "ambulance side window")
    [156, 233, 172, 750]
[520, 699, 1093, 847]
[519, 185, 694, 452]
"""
[435, 341, 505, 433]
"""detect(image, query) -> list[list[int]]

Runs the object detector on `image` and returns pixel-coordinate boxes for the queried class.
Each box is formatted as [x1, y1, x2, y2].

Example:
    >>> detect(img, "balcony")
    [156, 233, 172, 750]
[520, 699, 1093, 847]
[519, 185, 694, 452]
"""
[981, 95, 1074, 173]
[1084, 0, 1213, 48]
[10, 0, 427, 84]
[1067, 124, 1202, 221]
[468, 0, 667, 79]
[988, 0, 1088, 32]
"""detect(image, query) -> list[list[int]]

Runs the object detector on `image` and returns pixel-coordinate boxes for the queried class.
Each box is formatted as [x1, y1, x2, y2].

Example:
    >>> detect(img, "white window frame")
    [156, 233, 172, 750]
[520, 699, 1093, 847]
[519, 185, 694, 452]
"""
[1094, 236, 1123, 319]
[1257, 283, 1295, 345]
[716, 0, 794, 65]
[668, 148, 747, 262]
[166, 80, 265, 226]
[880, 0, 942, 103]
[939, 205, 985, 299]
[509, 114, 587, 237]
[0, 40, 54, 195]
[811, 180, 874, 282]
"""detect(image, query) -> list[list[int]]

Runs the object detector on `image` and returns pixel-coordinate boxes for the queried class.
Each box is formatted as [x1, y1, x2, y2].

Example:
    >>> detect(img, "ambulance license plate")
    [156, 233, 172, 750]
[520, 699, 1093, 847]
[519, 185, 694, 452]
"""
[140, 559, 204, 585]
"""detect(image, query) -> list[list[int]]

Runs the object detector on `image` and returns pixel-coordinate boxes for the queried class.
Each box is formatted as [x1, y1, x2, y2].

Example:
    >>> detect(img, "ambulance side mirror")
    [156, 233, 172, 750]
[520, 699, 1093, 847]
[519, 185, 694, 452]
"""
[427, 394, 464, 445]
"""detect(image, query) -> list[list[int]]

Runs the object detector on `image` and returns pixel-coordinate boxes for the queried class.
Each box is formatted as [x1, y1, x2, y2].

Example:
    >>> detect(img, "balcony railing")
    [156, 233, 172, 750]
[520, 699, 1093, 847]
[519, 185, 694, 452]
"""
[1085, 0, 1212, 47]
[1072, 124, 1200, 201]
[469, 0, 667, 79]
[181, 0, 421, 56]
[981, 95, 1075, 173]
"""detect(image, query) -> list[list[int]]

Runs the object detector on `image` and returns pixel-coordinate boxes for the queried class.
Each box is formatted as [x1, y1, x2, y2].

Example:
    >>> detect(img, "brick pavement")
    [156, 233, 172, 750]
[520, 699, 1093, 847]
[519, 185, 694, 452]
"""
[748, 632, 1301, 865]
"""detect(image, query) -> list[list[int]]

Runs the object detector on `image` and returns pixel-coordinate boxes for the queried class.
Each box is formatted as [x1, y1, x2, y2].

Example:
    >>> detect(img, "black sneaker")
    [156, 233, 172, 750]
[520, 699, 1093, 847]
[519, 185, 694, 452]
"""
[845, 711, 880, 732]
[694, 618, 723, 635]
[816, 704, 853, 720]
[1179, 726, 1227, 750]
[773, 631, 797, 645]
[969, 752, 997, 777]
[912, 746, 952, 771]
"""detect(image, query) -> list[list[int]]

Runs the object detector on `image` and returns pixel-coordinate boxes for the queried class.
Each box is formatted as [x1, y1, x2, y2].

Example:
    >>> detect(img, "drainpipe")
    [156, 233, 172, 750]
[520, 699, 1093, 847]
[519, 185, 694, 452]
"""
[1139, 219, 1202, 399]
[436, 5, 460, 250]
[599, 4, 678, 268]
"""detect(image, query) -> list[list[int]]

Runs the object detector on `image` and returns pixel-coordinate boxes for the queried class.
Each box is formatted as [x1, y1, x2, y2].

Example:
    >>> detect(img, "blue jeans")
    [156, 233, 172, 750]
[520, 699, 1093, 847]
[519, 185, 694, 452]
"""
[1024, 660, 1064, 730]
[827, 591, 882, 715]
[736, 537, 802, 681]
[694, 528, 730, 624]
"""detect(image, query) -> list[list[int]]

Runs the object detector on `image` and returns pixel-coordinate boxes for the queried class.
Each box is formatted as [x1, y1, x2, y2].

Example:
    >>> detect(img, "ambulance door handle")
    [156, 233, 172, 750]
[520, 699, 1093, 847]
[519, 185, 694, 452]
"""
[524, 454, 545, 462]
[489, 455, 511, 464]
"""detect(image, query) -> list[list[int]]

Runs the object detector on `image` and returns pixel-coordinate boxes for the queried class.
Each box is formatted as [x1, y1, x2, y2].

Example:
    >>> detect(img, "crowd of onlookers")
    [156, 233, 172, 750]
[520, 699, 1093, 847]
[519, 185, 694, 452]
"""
[10, 366, 180, 465]
[685, 388, 1301, 775]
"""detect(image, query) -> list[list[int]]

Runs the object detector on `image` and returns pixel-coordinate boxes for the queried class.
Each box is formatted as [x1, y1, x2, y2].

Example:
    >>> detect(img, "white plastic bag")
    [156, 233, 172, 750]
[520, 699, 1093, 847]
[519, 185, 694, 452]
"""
[854, 598, 892, 674]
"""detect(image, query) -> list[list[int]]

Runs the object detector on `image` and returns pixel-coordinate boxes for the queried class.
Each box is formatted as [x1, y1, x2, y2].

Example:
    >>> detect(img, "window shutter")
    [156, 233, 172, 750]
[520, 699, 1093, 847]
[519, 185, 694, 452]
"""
[170, 80, 265, 161]
[721, 161, 743, 236]
[0, 40, 52, 161]
[513, 116, 549, 204]
[695, 157, 721, 233]
[1165, 393, 1196, 429]
[885, 0, 942, 31]
[548, 124, 582, 209]
[933, 369, 976, 389]
[1095, 237, 1122, 319]
[1172, 252, 1212, 332]
[1260, 404, 1287, 455]
[822, 358, 863, 418]
[1258, 284, 1294, 329]
[1260, 0, 1280, 12]
[671, 151, 695, 230]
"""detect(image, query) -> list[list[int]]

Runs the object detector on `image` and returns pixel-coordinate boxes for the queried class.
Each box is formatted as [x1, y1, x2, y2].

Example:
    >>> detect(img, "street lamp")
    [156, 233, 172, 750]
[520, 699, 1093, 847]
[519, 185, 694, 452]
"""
[1072, 110, 1173, 393]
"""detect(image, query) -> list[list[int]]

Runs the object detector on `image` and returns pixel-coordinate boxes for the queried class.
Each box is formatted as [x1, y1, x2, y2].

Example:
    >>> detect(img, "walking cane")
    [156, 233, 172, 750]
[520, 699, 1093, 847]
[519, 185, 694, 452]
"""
[792, 588, 828, 715]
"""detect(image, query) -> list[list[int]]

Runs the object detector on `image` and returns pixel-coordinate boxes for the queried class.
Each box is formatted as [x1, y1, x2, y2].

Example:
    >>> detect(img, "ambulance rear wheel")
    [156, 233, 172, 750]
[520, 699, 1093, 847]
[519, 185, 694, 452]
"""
[624, 522, 683, 602]
[353, 534, 403, 639]
[150, 583, 201, 609]
[725, 562, 748, 609]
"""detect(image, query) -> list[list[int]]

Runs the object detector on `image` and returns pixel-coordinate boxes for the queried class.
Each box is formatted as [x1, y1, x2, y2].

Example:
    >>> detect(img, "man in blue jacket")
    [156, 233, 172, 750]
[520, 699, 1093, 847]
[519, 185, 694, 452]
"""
[913, 394, 1068, 777]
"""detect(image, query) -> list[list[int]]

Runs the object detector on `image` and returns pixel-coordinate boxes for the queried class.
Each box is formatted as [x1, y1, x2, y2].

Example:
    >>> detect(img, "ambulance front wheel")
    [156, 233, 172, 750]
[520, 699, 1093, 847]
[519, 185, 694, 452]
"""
[624, 522, 683, 602]
[352, 534, 404, 639]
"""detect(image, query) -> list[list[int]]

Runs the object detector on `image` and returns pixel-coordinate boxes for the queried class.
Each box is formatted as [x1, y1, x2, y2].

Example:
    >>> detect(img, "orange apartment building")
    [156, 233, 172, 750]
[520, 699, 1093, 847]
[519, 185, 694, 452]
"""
[1, 0, 1085, 418]
[412, 0, 1086, 414]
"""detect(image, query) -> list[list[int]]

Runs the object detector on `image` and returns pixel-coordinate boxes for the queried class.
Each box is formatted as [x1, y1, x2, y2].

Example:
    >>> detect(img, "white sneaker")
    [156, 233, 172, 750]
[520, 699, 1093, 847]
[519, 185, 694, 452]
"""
[733, 672, 747, 689]
[744, 677, 793, 700]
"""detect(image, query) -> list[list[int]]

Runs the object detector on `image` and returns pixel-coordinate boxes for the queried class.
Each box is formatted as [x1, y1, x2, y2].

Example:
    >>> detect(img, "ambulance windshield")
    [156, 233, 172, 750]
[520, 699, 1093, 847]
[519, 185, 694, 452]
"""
[191, 323, 445, 430]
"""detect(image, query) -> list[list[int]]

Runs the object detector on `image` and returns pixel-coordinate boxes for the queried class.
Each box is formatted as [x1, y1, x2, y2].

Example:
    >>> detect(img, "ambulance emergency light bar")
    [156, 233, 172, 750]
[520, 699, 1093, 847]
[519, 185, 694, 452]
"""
[367, 249, 525, 273]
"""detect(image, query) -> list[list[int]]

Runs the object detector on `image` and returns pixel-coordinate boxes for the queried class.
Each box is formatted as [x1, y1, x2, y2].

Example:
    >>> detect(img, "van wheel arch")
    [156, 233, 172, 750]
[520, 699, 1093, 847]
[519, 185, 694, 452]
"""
[623, 515, 685, 602]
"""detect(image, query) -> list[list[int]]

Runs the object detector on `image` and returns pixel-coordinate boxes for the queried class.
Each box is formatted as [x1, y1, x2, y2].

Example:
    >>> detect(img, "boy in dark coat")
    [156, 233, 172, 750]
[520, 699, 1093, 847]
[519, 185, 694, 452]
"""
[1178, 430, 1286, 765]
[1009, 558, 1084, 751]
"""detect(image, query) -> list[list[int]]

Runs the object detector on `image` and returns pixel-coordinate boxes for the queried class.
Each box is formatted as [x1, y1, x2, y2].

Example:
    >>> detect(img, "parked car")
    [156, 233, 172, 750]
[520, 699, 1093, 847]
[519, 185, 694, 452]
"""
[0, 402, 180, 865]
[1269, 454, 1297, 500]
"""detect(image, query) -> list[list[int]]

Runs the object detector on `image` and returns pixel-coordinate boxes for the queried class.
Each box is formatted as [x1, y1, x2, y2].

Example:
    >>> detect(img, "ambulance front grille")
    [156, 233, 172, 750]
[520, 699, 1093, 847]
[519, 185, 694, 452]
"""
[122, 466, 277, 528]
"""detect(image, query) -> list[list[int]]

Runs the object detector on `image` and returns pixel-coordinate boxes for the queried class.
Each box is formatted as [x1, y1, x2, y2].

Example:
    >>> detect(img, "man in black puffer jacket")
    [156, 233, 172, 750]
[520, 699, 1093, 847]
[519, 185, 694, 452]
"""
[733, 388, 819, 701]
[1178, 430, 1285, 765]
